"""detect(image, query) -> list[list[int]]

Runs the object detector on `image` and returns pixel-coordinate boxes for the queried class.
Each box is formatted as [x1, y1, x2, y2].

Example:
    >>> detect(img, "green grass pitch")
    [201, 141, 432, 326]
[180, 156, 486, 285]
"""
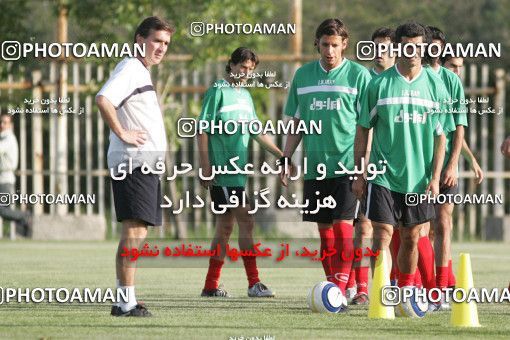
[0, 241, 509, 339]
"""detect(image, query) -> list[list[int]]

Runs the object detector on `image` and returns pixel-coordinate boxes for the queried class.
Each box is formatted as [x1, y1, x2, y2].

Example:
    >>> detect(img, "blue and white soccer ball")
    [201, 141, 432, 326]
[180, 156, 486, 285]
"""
[307, 281, 347, 313]
[395, 286, 428, 318]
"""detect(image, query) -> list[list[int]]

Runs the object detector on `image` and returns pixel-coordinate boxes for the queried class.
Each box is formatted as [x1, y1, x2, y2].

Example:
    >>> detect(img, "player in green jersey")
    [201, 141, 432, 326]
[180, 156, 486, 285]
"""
[371, 27, 396, 77]
[428, 27, 484, 309]
[198, 47, 283, 298]
[349, 27, 398, 305]
[353, 23, 455, 308]
[441, 54, 484, 184]
[280, 18, 371, 300]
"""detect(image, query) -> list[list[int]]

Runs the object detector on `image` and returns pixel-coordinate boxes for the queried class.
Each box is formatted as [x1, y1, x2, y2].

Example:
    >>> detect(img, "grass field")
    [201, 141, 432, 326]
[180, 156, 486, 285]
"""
[0, 241, 509, 339]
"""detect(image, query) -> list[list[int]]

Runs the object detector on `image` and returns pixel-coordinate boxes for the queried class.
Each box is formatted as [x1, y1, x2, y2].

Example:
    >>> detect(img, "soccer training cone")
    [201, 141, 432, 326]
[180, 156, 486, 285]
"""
[368, 249, 395, 319]
[450, 253, 481, 327]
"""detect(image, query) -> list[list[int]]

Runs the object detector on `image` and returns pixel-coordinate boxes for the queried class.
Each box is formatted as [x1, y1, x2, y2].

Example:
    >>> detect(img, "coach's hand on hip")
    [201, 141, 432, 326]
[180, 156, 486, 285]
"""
[120, 129, 148, 147]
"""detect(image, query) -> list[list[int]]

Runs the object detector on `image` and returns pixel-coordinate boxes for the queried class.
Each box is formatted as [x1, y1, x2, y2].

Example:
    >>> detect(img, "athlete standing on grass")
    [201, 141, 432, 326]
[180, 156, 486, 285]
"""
[96, 16, 173, 317]
[280, 18, 371, 303]
[427, 26, 469, 310]
[347, 27, 396, 306]
[441, 54, 484, 185]
[198, 47, 282, 298]
[353, 22, 455, 312]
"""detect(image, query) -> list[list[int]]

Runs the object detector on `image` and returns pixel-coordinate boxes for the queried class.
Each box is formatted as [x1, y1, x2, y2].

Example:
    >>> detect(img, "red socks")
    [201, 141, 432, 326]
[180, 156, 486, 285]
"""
[242, 256, 260, 288]
[347, 269, 356, 289]
[204, 258, 224, 291]
[448, 259, 456, 287]
[417, 236, 436, 290]
[204, 256, 261, 290]
[414, 268, 423, 288]
[318, 228, 335, 281]
[356, 266, 369, 294]
[436, 265, 449, 289]
[330, 222, 354, 294]
[398, 272, 415, 287]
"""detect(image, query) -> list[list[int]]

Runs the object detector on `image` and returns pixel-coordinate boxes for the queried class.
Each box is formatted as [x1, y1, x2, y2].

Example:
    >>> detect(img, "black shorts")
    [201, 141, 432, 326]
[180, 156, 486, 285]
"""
[365, 183, 435, 227]
[111, 167, 162, 226]
[440, 183, 459, 196]
[302, 176, 358, 224]
[432, 183, 460, 205]
[210, 186, 249, 213]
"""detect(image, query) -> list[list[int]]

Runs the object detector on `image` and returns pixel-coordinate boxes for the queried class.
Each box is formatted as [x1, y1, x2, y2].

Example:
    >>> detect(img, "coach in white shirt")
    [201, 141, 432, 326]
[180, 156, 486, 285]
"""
[0, 113, 31, 236]
[96, 16, 173, 317]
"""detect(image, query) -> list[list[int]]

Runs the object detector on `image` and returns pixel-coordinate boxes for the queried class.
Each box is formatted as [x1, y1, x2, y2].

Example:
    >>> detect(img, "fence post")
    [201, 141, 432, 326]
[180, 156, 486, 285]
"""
[31, 70, 44, 215]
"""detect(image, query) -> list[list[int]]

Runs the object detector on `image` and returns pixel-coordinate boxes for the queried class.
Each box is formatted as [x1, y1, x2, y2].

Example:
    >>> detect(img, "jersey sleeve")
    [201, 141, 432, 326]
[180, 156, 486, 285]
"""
[451, 76, 468, 127]
[96, 60, 138, 108]
[355, 68, 372, 120]
[284, 75, 300, 119]
[198, 85, 222, 133]
[358, 78, 378, 128]
[434, 81, 456, 136]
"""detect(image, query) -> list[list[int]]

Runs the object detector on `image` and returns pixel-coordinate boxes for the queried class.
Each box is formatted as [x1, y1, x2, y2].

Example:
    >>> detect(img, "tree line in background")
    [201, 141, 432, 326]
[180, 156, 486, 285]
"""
[2, 0, 509, 64]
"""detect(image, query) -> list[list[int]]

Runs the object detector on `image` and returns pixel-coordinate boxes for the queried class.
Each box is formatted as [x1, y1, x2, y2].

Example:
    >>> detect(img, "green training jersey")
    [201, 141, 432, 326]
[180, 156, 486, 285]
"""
[358, 65, 456, 194]
[199, 79, 259, 187]
[434, 66, 468, 169]
[370, 68, 381, 78]
[284, 59, 371, 180]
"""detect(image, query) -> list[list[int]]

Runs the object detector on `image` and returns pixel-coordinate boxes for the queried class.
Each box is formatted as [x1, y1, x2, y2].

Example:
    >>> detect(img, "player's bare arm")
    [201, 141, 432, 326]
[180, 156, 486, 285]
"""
[253, 134, 283, 159]
[426, 134, 446, 197]
[501, 136, 510, 158]
[197, 132, 213, 189]
[352, 125, 370, 199]
[442, 125, 464, 187]
[461, 139, 484, 184]
[280, 117, 303, 184]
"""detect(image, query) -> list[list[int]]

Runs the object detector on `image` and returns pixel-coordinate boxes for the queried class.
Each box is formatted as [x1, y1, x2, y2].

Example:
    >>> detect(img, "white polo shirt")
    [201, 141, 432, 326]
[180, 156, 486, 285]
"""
[97, 57, 167, 170]
[0, 130, 19, 185]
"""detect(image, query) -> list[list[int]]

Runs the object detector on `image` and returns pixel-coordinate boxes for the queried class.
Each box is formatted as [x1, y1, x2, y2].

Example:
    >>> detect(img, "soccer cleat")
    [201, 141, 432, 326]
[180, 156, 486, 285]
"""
[427, 302, 441, 312]
[428, 300, 450, 312]
[248, 282, 275, 297]
[345, 287, 357, 303]
[110, 303, 152, 317]
[428, 291, 451, 312]
[351, 292, 369, 305]
[336, 304, 349, 313]
[201, 284, 231, 297]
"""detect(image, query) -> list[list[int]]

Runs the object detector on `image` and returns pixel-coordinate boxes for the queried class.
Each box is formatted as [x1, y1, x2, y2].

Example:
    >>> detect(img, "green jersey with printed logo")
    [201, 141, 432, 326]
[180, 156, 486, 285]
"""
[434, 66, 468, 169]
[358, 65, 456, 194]
[285, 59, 371, 180]
[199, 79, 259, 187]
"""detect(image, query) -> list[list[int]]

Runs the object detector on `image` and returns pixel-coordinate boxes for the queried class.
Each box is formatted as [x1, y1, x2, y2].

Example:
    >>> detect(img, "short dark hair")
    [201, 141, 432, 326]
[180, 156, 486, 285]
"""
[225, 47, 259, 74]
[428, 26, 446, 45]
[395, 22, 430, 44]
[134, 16, 174, 43]
[315, 19, 349, 40]
[371, 27, 395, 42]
[314, 19, 349, 52]
[441, 52, 462, 65]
